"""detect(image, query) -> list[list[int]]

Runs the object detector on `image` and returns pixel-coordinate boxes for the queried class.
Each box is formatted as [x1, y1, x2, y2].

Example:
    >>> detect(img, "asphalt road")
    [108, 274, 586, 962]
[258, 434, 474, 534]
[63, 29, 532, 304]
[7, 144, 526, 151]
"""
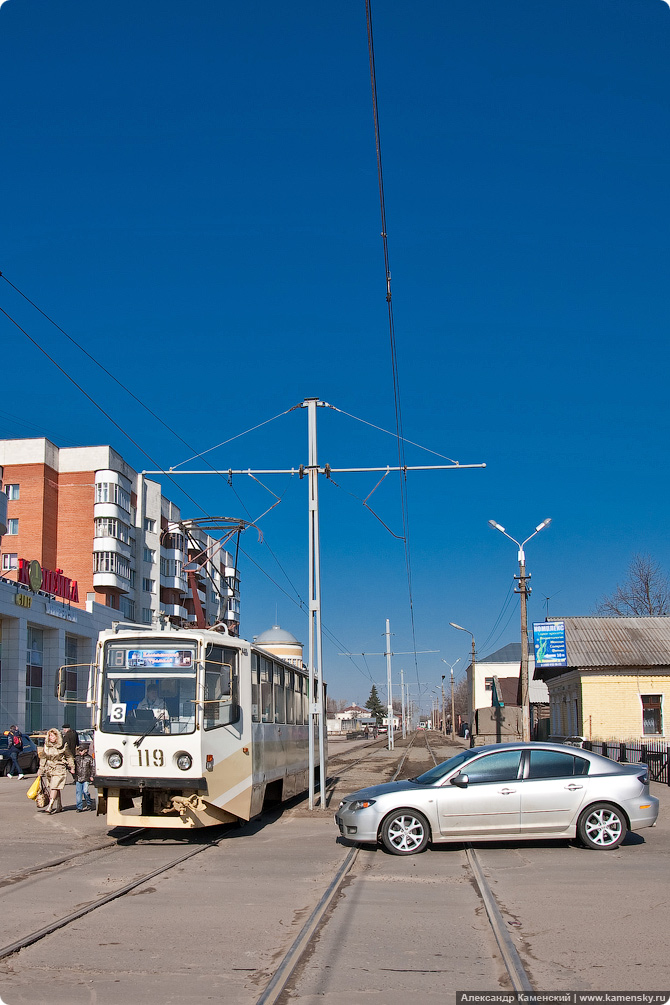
[0, 736, 667, 1004]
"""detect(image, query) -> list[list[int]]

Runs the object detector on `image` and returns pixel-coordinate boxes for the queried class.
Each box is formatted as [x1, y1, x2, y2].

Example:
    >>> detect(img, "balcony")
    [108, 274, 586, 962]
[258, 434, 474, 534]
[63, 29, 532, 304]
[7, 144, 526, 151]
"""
[92, 572, 130, 593]
[93, 536, 132, 560]
[160, 574, 188, 593]
[161, 603, 188, 619]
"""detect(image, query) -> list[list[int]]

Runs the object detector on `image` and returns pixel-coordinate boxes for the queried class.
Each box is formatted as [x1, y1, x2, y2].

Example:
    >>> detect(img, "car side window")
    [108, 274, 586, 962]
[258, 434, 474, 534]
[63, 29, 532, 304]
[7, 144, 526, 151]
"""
[463, 750, 522, 783]
[527, 750, 589, 779]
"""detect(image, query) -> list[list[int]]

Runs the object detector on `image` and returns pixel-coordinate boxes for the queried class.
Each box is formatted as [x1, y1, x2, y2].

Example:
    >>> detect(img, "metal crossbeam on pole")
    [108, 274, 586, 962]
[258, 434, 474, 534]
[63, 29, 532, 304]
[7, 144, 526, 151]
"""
[144, 397, 485, 809]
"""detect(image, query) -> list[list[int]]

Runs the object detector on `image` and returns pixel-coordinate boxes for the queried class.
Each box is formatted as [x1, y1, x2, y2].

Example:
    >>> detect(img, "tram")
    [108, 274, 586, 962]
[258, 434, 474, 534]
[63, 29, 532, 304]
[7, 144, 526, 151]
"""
[67, 623, 324, 829]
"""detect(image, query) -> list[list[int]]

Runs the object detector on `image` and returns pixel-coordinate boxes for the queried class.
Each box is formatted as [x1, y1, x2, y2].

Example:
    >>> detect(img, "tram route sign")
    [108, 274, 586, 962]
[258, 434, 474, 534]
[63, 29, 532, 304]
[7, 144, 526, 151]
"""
[127, 649, 193, 669]
[532, 621, 568, 668]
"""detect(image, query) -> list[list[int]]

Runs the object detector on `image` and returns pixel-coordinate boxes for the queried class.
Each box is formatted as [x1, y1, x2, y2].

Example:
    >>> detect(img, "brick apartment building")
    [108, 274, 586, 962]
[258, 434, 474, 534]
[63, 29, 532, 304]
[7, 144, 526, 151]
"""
[0, 439, 242, 732]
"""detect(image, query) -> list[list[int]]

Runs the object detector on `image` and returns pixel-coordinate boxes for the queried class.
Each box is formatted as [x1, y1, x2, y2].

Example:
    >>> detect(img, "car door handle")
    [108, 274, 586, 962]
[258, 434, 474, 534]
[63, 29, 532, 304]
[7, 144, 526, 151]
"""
[566, 784, 583, 791]
[499, 788, 517, 795]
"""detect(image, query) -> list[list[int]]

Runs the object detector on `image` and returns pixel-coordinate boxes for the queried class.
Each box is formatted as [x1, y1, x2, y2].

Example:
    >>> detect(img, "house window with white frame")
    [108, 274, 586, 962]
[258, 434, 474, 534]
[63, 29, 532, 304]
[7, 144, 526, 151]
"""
[2, 553, 18, 570]
[5, 484, 19, 500]
[641, 695, 663, 736]
[7, 519, 18, 535]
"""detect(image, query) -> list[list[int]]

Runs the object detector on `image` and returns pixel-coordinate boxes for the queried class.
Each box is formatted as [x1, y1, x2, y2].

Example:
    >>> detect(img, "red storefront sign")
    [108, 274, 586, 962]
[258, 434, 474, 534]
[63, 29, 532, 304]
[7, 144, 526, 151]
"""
[17, 559, 79, 603]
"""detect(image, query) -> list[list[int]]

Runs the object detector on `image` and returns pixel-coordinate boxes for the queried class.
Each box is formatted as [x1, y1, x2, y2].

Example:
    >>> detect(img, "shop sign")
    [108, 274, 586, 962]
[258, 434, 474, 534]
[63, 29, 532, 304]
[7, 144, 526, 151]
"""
[46, 603, 78, 623]
[17, 559, 79, 603]
[14, 593, 32, 609]
[533, 620, 568, 668]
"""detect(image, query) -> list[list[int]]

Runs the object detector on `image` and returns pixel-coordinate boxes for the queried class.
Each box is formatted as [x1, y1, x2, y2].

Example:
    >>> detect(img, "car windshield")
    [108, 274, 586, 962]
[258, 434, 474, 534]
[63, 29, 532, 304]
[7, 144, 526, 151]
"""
[412, 749, 479, 785]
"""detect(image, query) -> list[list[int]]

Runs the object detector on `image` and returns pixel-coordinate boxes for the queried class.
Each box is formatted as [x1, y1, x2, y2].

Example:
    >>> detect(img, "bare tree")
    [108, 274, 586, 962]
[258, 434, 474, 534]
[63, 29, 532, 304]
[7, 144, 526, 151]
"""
[595, 553, 670, 616]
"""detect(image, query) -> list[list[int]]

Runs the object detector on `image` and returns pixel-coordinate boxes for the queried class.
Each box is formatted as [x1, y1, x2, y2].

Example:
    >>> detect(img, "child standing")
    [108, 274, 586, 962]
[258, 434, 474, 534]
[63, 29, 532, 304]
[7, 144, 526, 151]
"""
[74, 744, 95, 812]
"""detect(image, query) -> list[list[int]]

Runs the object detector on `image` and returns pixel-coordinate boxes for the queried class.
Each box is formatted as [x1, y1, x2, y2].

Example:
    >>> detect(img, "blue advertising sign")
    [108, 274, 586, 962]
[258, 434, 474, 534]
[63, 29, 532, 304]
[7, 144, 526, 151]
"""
[128, 649, 193, 669]
[533, 621, 568, 668]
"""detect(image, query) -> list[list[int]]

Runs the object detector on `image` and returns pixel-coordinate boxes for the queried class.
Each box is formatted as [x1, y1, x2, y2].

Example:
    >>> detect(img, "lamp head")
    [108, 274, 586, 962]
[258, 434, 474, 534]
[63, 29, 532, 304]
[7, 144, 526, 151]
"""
[488, 519, 505, 532]
[449, 622, 464, 631]
[536, 517, 552, 532]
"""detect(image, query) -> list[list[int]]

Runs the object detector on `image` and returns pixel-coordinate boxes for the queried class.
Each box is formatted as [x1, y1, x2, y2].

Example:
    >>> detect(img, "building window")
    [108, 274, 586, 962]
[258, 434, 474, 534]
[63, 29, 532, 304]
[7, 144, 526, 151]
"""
[142, 578, 155, 593]
[2, 554, 18, 570]
[143, 548, 155, 563]
[7, 519, 18, 535]
[95, 482, 130, 512]
[119, 596, 136, 620]
[142, 607, 153, 624]
[5, 484, 19, 500]
[642, 695, 663, 736]
[144, 518, 156, 533]
[93, 551, 131, 581]
[484, 677, 493, 691]
[94, 517, 131, 544]
[26, 626, 44, 731]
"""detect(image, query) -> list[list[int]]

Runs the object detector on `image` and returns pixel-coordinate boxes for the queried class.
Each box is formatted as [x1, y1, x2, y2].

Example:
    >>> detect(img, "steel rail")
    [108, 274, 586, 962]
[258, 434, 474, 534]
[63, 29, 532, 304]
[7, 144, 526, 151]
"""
[421, 732, 535, 993]
[255, 846, 359, 1005]
[0, 835, 220, 961]
[0, 827, 147, 891]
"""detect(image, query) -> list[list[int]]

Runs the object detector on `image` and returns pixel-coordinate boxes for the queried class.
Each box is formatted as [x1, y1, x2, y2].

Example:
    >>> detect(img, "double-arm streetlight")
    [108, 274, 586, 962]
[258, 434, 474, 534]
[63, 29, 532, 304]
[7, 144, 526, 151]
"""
[449, 623, 475, 735]
[441, 657, 460, 741]
[488, 518, 552, 742]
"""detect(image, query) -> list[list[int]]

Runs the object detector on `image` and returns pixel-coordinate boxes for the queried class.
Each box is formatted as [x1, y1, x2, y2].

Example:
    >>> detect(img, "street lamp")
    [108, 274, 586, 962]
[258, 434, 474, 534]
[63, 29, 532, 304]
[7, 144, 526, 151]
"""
[449, 623, 475, 737]
[488, 517, 552, 742]
[441, 657, 460, 741]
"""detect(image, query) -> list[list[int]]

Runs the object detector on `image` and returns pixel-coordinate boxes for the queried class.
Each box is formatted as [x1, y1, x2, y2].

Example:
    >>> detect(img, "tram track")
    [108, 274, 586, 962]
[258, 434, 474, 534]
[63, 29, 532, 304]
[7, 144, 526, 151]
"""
[256, 730, 535, 1002]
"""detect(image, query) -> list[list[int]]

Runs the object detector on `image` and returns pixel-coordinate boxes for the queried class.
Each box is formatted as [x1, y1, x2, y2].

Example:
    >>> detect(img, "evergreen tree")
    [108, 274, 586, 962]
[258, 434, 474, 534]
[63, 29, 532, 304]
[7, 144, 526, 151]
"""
[365, 684, 385, 723]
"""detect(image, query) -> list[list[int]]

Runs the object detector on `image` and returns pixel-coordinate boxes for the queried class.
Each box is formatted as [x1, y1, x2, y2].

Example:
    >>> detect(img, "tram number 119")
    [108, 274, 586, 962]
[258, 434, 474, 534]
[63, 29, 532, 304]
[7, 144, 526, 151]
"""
[133, 749, 164, 767]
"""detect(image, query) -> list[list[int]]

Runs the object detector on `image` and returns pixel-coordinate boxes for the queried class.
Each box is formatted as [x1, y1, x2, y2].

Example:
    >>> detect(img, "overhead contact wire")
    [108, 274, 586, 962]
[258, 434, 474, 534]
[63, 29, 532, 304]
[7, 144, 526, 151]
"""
[366, 0, 420, 686]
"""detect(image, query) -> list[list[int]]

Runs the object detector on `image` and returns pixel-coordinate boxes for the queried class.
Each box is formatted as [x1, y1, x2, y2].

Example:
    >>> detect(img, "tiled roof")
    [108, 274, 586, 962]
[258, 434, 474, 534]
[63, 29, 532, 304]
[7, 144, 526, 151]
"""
[556, 617, 670, 668]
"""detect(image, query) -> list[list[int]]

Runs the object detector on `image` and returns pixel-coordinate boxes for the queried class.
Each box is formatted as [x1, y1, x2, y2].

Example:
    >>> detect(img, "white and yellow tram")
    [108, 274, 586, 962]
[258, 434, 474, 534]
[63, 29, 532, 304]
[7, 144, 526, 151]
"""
[86, 624, 323, 828]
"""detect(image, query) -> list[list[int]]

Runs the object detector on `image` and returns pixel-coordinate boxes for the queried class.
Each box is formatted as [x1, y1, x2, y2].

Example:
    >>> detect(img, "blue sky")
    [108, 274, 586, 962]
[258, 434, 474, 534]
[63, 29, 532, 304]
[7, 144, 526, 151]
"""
[2, 0, 669, 710]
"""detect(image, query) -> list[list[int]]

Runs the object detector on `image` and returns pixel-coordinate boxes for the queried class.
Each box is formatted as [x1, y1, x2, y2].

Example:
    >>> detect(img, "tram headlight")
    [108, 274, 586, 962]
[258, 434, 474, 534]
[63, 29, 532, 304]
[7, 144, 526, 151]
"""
[176, 753, 192, 771]
[107, 751, 123, 769]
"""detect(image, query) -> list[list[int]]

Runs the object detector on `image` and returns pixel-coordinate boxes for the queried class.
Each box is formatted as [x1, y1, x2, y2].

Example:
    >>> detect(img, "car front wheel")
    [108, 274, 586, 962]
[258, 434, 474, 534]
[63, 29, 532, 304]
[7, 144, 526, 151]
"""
[381, 809, 430, 855]
[577, 802, 626, 850]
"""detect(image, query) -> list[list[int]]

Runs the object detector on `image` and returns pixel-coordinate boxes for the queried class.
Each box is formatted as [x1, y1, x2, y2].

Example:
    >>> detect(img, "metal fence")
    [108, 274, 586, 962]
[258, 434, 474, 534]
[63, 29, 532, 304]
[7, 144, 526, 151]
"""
[582, 739, 669, 785]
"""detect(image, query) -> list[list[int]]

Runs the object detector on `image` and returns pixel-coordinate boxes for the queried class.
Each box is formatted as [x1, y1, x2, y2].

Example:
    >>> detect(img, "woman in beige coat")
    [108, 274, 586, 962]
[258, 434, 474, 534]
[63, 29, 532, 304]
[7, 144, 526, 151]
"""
[38, 728, 75, 813]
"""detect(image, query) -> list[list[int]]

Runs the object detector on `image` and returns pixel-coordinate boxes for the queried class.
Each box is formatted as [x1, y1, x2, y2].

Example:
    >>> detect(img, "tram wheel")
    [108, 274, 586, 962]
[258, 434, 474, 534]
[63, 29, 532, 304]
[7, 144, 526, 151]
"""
[380, 808, 430, 855]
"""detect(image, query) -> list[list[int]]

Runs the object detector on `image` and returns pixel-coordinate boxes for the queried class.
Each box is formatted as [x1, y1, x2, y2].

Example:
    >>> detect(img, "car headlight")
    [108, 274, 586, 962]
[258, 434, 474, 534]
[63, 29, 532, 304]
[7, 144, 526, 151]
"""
[176, 753, 192, 771]
[107, 751, 123, 769]
[350, 799, 376, 811]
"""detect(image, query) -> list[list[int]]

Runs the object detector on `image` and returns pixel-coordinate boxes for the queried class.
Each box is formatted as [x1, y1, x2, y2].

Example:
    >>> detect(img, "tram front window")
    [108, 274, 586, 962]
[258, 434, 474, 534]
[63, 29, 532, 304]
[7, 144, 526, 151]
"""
[101, 644, 197, 735]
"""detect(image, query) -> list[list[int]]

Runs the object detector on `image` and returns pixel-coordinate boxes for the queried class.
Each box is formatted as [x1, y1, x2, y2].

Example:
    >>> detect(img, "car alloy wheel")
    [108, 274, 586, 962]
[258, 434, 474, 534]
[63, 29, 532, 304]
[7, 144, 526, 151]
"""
[577, 802, 626, 850]
[381, 809, 430, 855]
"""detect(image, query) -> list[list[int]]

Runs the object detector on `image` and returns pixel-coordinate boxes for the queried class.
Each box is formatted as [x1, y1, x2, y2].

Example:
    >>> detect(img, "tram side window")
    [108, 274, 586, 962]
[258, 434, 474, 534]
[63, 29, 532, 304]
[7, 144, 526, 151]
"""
[260, 657, 273, 723]
[204, 645, 239, 730]
[274, 663, 285, 724]
[251, 652, 260, 723]
[285, 669, 295, 723]
[294, 673, 303, 725]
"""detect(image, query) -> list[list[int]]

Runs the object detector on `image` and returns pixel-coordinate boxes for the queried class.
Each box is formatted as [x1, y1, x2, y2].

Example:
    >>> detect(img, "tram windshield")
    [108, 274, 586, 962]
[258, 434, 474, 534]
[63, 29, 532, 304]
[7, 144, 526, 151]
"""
[100, 642, 198, 736]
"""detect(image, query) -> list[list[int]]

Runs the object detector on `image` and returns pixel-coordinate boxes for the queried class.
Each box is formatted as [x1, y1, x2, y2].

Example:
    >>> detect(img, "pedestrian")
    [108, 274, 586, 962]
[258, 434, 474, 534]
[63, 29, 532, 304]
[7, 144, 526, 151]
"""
[74, 744, 95, 812]
[61, 722, 79, 758]
[38, 728, 75, 814]
[5, 725, 24, 779]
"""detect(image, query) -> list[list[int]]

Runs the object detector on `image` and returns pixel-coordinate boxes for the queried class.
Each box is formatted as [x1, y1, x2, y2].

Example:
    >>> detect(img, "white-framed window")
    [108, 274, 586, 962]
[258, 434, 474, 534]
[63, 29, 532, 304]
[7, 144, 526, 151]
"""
[144, 518, 156, 533]
[142, 578, 155, 593]
[95, 482, 130, 512]
[484, 677, 493, 691]
[143, 548, 155, 563]
[2, 553, 18, 570]
[93, 551, 131, 580]
[5, 484, 19, 500]
[142, 607, 153, 624]
[94, 517, 131, 543]
[7, 519, 18, 535]
[642, 695, 663, 736]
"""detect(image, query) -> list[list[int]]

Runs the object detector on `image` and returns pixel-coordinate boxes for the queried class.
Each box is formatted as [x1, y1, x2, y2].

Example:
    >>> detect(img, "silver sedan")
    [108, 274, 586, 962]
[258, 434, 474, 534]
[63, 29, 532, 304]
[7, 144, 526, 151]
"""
[335, 742, 659, 855]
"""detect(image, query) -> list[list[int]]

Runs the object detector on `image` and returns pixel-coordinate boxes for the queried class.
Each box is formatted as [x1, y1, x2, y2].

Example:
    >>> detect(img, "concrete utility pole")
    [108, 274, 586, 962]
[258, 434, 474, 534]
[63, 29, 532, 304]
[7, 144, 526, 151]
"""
[146, 397, 485, 808]
[488, 518, 552, 742]
[400, 668, 406, 738]
[441, 658, 460, 741]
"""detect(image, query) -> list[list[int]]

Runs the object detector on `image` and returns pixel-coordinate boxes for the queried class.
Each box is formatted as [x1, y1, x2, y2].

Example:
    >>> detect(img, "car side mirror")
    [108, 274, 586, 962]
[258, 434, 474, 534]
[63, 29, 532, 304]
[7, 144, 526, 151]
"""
[450, 773, 469, 788]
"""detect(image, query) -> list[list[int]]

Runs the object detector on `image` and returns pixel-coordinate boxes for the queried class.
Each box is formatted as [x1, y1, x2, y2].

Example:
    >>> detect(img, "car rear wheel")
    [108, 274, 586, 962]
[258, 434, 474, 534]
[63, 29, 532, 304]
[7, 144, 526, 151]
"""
[577, 802, 626, 850]
[381, 809, 430, 855]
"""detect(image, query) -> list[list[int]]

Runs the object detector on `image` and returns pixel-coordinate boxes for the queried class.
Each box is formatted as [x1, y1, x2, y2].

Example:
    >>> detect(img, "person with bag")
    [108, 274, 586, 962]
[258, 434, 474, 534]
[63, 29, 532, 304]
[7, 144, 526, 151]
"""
[5, 725, 24, 779]
[38, 728, 75, 814]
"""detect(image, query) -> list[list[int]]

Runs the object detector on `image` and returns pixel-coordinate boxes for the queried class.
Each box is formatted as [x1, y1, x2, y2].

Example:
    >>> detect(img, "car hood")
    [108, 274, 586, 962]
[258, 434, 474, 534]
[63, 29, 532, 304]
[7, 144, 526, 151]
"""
[341, 779, 423, 802]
